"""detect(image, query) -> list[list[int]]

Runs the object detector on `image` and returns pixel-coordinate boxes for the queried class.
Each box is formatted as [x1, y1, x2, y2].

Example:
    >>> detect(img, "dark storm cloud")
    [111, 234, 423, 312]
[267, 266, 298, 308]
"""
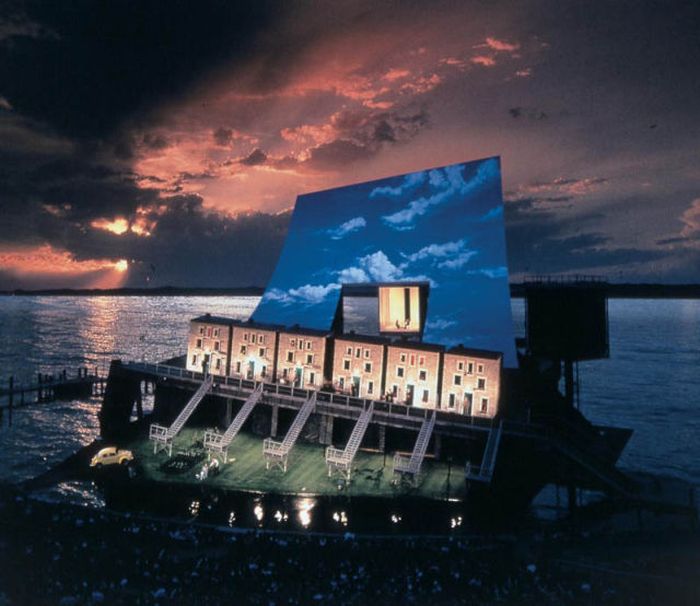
[116, 197, 292, 288]
[213, 127, 234, 147]
[303, 108, 430, 170]
[1, 0, 699, 287]
[508, 107, 548, 120]
[504, 196, 676, 277]
[0, 0, 281, 139]
[240, 148, 268, 167]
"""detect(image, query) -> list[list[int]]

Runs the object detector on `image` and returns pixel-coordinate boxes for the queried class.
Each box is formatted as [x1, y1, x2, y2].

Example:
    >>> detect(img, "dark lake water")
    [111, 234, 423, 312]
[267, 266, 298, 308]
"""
[0, 296, 698, 514]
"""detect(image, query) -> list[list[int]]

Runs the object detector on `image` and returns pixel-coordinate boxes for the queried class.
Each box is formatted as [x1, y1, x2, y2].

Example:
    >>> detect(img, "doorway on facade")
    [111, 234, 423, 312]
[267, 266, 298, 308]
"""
[294, 366, 303, 388]
[203, 353, 210, 375]
[406, 384, 415, 406]
[464, 392, 473, 416]
[247, 360, 255, 380]
[352, 376, 360, 397]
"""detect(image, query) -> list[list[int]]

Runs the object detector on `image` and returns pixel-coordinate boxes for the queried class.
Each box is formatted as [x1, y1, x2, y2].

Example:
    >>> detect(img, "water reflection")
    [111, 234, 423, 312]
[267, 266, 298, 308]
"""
[295, 497, 315, 528]
[253, 502, 264, 524]
[332, 510, 349, 527]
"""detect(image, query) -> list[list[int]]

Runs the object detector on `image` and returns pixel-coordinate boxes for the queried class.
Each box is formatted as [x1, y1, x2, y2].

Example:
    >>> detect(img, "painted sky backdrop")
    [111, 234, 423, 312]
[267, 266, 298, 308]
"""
[0, 0, 698, 290]
[253, 157, 518, 366]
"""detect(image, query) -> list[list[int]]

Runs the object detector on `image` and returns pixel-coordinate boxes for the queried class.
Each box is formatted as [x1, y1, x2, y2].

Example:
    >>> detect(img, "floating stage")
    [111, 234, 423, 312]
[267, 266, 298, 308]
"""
[125, 427, 466, 500]
[96, 358, 698, 521]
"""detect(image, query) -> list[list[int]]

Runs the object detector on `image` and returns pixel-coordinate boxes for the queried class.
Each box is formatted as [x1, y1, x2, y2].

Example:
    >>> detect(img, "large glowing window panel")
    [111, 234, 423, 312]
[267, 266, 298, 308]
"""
[378, 285, 422, 334]
[252, 157, 518, 367]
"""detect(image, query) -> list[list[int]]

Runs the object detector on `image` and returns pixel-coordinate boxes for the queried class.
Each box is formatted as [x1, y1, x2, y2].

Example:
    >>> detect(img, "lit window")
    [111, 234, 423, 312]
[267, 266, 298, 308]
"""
[409, 354, 415, 367]
[214, 341, 220, 351]
[477, 364, 484, 374]
[251, 334, 257, 344]
[364, 362, 372, 373]
[339, 377, 345, 389]
[419, 370, 427, 381]
[307, 341, 312, 350]
[422, 390, 429, 403]
[418, 355, 425, 367]
[192, 354, 197, 365]
[400, 353, 407, 363]
[235, 361, 241, 373]
[477, 378, 486, 390]
[290, 338, 296, 347]
[240, 345, 247, 355]
[343, 359, 350, 371]
[346, 346, 352, 355]
[480, 398, 488, 413]
[457, 361, 464, 371]
[355, 347, 361, 358]
[261, 366, 267, 378]
[286, 351, 294, 363]
[467, 362, 474, 374]
[454, 374, 462, 386]
[259, 348, 265, 357]
[215, 358, 221, 370]
[199, 327, 205, 336]
[207, 327, 212, 337]
[397, 366, 404, 378]
[196, 338, 202, 348]
[243, 332, 249, 342]
[448, 394, 456, 409]
[306, 353, 314, 364]
[298, 340, 304, 350]
[364, 349, 370, 358]
[309, 372, 315, 385]
[213, 328, 219, 337]
[259, 334, 265, 344]
[368, 381, 374, 395]
[392, 385, 398, 397]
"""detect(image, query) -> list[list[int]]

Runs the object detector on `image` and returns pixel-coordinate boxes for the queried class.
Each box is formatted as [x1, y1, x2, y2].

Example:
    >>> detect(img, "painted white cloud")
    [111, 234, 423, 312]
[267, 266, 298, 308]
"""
[337, 250, 435, 286]
[287, 283, 341, 304]
[479, 206, 503, 222]
[425, 317, 457, 331]
[263, 283, 341, 306]
[327, 216, 367, 240]
[337, 266, 370, 283]
[402, 238, 472, 263]
[382, 159, 498, 229]
[464, 266, 508, 279]
[370, 170, 426, 198]
[437, 251, 478, 269]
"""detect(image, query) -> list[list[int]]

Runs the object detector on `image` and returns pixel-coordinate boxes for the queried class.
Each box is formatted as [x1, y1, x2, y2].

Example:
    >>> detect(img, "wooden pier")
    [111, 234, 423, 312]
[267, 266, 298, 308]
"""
[0, 368, 108, 426]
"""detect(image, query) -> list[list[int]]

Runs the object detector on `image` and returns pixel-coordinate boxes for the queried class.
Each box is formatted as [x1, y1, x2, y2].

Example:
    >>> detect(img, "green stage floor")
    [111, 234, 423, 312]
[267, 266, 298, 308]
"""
[126, 428, 466, 501]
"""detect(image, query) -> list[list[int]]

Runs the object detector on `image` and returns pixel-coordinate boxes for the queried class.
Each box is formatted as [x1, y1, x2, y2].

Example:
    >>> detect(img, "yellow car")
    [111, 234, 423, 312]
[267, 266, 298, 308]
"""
[90, 447, 134, 468]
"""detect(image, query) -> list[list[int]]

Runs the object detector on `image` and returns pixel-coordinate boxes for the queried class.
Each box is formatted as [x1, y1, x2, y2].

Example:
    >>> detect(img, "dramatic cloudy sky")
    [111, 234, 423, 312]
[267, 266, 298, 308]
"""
[1, 0, 698, 289]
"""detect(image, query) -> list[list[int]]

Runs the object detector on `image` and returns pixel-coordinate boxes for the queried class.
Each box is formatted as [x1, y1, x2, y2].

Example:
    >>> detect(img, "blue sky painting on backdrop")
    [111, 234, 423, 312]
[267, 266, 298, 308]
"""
[252, 157, 517, 367]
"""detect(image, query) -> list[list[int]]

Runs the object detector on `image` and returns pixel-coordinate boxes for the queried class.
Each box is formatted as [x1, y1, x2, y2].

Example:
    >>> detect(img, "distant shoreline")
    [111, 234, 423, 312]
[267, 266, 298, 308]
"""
[1, 283, 699, 298]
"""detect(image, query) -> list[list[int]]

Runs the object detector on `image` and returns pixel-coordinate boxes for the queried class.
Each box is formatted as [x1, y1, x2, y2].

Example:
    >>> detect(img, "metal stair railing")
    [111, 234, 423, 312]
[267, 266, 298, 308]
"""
[203, 383, 263, 462]
[325, 403, 374, 480]
[149, 374, 213, 455]
[263, 392, 316, 472]
[465, 419, 503, 483]
[393, 410, 436, 481]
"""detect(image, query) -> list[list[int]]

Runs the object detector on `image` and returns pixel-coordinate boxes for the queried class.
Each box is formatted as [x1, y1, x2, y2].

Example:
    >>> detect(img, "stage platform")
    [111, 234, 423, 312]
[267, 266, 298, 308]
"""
[125, 427, 467, 501]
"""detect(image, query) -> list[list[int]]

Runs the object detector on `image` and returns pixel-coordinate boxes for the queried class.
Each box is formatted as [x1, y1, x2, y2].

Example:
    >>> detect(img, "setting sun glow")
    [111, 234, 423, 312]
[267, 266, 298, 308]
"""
[114, 259, 129, 272]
